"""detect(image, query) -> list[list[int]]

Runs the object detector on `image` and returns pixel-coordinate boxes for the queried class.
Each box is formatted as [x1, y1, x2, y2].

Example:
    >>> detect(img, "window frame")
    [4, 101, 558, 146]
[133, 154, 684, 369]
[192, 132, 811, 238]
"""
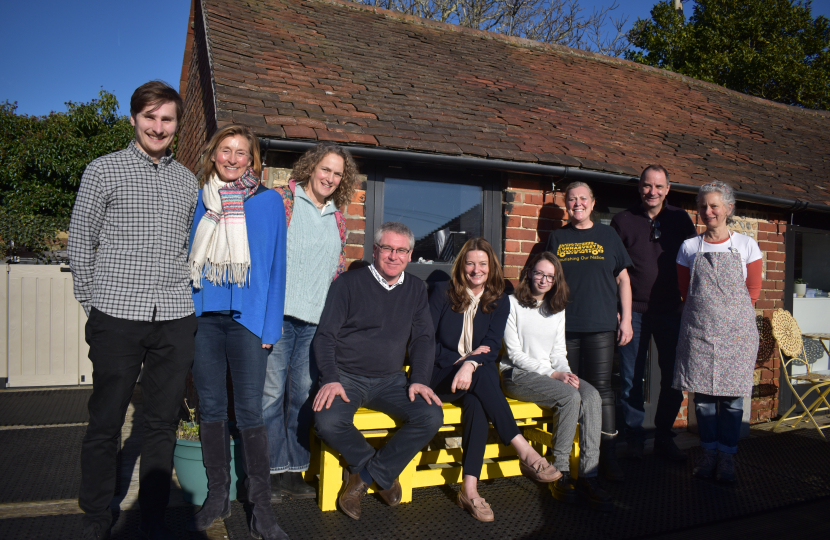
[363, 163, 502, 284]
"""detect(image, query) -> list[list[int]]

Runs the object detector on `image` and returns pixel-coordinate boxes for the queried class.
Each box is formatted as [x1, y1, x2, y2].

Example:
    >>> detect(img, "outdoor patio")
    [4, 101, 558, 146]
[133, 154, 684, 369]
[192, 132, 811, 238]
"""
[1, 386, 828, 540]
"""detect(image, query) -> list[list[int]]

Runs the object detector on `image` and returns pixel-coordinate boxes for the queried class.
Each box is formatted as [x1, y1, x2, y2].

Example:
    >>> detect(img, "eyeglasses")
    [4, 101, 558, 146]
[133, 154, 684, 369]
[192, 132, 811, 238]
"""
[650, 219, 661, 241]
[531, 270, 555, 283]
[375, 244, 411, 257]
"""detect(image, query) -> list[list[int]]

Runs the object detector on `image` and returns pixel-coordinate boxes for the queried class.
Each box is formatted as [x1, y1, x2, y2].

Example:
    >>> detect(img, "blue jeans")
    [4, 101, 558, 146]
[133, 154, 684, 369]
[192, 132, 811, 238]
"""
[262, 317, 318, 472]
[314, 370, 444, 491]
[694, 394, 743, 454]
[618, 311, 684, 440]
[192, 313, 269, 431]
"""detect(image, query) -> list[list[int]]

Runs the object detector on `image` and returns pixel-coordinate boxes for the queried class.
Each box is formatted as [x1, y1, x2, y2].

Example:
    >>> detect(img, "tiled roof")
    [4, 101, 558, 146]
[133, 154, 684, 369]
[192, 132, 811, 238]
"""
[196, 0, 830, 204]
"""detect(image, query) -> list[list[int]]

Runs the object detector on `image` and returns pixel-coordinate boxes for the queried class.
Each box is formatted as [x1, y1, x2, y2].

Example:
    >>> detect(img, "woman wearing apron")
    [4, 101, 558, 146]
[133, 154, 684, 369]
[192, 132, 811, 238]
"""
[675, 181, 762, 483]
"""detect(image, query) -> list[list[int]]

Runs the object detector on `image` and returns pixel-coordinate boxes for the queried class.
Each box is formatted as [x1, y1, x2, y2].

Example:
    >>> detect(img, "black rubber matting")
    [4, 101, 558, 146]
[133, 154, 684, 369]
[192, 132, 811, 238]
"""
[0, 426, 86, 503]
[0, 507, 211, 540]
[0, 389, 93, 426]
[218, 430, 830, 540]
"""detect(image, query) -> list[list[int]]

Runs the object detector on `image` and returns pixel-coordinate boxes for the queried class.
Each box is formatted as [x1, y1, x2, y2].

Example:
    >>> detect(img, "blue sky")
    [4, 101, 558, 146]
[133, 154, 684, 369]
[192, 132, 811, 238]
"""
[2, 0, 829, 117]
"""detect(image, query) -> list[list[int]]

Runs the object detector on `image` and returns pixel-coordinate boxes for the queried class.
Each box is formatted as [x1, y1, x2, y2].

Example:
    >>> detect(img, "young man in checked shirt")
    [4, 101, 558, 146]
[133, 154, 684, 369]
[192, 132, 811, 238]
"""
[68, 81, 199, 540]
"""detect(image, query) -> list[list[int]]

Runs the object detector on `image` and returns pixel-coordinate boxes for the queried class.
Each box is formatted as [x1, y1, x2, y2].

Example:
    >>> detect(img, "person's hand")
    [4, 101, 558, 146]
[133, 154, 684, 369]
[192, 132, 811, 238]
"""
[262, 343, 272, 349]
[313, 382, 349, 412]
[453, 345, 490, 364]
[451, 362, 476, 393]
[409, 383, 443, 406]
[617, 318, 633, 346]
[551, 371, 579, 388]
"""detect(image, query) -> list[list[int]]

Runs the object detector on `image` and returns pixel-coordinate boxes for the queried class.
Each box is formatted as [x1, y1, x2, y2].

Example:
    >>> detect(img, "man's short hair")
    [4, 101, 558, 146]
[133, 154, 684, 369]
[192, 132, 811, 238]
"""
[374, 222, 415, 250]
[639, 164, 670, 184]
[130, 81, 183, 122]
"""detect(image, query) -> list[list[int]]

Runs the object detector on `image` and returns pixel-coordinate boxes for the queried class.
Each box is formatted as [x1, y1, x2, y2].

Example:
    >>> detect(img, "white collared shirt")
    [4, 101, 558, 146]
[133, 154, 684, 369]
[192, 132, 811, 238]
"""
[368, 263, 405, 291]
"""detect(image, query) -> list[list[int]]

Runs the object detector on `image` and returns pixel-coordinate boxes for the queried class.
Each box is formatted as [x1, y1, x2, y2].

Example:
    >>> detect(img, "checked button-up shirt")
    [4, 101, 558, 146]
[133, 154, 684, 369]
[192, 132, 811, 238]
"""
[68, 140, 199, 322]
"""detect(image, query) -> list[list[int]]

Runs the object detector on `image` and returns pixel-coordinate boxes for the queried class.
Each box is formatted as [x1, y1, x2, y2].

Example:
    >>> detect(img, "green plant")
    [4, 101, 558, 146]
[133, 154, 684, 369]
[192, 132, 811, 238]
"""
[794, 278, 807, 284]
[0, 90, 134, 257]
[176, 399, 200, 441]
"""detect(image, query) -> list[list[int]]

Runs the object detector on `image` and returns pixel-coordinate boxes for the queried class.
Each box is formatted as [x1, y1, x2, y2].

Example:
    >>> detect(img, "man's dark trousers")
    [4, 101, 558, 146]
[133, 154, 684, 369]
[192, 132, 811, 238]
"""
[618, 311, 684, 441]
[80, 308, 197, 530]
[314, 370, 443, 490]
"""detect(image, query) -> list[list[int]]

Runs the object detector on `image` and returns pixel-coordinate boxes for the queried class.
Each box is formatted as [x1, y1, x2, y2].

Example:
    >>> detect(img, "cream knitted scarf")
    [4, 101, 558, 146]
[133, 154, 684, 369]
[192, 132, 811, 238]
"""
[189, 168, 259, 288]
[457, 288, 484, 356]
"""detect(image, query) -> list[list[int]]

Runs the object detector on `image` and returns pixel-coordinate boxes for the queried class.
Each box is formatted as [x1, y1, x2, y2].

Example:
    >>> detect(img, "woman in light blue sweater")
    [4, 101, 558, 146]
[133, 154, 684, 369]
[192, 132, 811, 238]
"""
[262, 143, 360, 499]
[186, 125, 288, 540]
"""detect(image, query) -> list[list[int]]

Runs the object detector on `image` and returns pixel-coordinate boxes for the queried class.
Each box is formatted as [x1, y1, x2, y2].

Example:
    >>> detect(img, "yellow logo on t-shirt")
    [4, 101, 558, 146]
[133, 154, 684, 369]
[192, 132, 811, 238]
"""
[557, 242, 605, 258]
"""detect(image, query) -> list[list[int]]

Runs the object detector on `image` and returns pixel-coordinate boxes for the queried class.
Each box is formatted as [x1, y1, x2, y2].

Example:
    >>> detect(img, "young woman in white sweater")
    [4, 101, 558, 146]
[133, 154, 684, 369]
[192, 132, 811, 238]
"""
[501, 252, 613, 511]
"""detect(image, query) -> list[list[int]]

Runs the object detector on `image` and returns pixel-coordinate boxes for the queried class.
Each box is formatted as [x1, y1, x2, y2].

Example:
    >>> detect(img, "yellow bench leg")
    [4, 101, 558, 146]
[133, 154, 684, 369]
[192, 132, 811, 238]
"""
[398, 456, 416, 504]
[318, 441, 343, 511]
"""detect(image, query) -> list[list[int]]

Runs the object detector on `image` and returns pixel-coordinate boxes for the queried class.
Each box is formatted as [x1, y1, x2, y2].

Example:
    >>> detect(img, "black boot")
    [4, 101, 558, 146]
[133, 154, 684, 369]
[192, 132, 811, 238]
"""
[550, 471, 578, 504]
[599, 433, 625, 483]
[270, 473, 283, 502]
[576, 476, 614, 512]
[186, 421, 232, 531]
[240, 426, 289, 540]
[281, 472, 316, 499]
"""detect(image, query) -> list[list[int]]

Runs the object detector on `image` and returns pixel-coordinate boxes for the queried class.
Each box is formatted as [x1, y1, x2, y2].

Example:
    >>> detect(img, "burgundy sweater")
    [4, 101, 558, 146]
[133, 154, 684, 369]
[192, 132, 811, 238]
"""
[610, 204, 696, 314]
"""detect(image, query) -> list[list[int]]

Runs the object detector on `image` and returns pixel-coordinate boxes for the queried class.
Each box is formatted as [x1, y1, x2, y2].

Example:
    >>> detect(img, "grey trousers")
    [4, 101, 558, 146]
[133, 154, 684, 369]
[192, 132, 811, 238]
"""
[502, 368, 601, 477]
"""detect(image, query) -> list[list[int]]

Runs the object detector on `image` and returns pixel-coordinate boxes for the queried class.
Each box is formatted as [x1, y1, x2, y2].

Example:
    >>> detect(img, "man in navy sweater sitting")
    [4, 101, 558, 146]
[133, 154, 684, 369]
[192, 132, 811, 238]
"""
[312, 221, 444, 520]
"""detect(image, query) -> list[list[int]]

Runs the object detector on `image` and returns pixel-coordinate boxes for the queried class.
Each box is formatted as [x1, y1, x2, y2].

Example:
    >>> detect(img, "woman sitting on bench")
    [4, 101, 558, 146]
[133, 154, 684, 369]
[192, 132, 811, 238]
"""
[501, 252, 612, 512]
[429, 237, 561, 523]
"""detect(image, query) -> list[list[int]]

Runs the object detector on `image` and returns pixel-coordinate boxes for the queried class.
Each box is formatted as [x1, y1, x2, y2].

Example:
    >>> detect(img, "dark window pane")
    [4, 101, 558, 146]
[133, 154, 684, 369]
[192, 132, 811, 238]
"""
[383, 178, 483, 264]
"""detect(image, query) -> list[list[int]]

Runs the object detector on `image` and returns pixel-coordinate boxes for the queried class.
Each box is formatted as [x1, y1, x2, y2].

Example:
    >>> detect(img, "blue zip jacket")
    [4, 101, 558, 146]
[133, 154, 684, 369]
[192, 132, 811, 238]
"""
[189, 188, 287, 345]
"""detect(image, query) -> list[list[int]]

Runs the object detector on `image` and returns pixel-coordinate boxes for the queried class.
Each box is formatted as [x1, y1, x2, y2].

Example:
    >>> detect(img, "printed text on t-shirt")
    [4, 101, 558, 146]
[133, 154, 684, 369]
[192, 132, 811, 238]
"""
[556, 242, 605, 261]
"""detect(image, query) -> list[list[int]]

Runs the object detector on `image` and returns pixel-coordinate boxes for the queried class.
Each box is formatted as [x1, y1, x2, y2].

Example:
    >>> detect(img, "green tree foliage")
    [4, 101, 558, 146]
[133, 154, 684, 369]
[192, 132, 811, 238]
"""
[0, 90, 133, 257]
[626, 0, 830, 110]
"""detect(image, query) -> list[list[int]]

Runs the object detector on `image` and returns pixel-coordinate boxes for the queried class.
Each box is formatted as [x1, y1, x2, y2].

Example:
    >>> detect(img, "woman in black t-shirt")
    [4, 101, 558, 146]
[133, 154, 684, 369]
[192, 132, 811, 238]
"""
[545, 182, 633, 483]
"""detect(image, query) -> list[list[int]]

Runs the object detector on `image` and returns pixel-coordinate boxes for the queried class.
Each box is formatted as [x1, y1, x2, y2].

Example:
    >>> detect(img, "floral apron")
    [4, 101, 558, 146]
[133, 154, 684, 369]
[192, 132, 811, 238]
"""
[673, 235, 759, 396]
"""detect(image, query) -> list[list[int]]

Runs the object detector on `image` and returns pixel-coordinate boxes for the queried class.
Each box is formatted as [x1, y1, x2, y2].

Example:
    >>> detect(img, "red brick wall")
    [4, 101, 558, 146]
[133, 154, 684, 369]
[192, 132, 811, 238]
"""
[502, 174, 786, 426]
[177, 0, 216, 174]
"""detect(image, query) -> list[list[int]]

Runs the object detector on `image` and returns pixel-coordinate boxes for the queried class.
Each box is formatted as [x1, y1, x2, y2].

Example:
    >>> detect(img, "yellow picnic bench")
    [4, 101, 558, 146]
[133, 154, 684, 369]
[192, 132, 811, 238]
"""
[307, 398, 580, 511]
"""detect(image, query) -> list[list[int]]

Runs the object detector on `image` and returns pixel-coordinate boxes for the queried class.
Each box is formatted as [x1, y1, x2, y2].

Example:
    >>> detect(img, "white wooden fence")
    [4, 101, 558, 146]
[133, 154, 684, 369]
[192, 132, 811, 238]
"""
[2, 264, 92, 387]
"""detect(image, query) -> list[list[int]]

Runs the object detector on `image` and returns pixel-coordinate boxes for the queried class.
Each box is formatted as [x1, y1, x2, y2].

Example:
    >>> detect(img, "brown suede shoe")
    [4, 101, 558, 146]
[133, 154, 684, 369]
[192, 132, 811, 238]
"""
[520, 456, 563, 483]
[457, 490, 494, 522]
[338, 470, 368, 520]
[378, 478, 402, 506]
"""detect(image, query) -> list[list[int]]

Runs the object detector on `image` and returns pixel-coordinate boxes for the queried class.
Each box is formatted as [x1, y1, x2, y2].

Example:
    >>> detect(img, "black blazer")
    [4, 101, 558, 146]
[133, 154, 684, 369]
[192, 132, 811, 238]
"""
[428, 281, 509, 370]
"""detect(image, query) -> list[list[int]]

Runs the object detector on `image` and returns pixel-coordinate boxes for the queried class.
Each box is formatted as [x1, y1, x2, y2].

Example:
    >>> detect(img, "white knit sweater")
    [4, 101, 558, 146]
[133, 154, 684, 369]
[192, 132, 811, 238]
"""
[500, 294, 570, 376]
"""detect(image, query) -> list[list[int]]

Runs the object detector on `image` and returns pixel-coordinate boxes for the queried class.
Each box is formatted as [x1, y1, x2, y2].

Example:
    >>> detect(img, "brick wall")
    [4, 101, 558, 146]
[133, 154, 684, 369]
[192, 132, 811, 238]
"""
[502, 173, 786, 426]
[177, 0, 216, 174]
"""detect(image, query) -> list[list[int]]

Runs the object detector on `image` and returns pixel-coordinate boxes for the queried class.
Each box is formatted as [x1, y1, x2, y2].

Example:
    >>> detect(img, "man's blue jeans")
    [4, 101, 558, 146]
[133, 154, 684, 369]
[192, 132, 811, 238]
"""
[262, 317, 318, 473]
[314, 370, 444, 490]
[694, 394, 743, 454]
[192, 313, 269, 431]
[618, 311, 684, 440]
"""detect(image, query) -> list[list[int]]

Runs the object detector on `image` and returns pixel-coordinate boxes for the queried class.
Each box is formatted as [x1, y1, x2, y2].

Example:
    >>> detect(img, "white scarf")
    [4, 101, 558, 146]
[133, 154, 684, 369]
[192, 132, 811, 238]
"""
[457, 288, 484, 356]
[189, 172, 254, 288]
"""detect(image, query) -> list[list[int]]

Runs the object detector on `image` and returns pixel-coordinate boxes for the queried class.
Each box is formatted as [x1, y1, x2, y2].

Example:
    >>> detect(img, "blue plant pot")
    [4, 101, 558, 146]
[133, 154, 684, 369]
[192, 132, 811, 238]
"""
[173, 438, 244, 505]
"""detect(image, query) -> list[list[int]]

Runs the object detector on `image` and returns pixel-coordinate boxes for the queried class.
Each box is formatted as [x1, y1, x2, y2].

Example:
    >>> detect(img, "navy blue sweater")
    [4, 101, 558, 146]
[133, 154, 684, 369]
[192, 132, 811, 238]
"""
[429, 281, 510, 370]
[313, 267, 434, 386]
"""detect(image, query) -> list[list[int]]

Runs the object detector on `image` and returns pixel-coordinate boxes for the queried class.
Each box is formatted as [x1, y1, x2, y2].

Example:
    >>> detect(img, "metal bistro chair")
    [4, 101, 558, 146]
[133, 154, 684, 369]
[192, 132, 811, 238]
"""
[771, 309, 830, 437]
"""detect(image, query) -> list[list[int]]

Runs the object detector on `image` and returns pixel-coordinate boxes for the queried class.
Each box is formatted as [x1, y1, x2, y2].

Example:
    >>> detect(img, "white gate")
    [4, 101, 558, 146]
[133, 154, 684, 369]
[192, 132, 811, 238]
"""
[3, 264, 91, 387]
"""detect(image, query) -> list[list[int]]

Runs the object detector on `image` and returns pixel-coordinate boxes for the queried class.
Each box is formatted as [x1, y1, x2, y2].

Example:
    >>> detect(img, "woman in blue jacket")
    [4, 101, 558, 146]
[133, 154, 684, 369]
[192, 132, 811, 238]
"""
[186, 124, 288, 540]
[429, 237, 561, 523]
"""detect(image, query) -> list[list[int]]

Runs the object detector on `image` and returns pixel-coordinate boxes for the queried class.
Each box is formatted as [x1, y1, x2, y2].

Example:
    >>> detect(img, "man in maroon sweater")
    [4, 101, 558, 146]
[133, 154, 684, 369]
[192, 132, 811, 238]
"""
[611, 165, 697, 462]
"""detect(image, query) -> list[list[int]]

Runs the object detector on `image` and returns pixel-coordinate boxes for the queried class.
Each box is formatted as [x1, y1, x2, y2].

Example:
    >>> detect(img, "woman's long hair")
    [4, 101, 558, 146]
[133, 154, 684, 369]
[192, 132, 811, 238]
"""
[291, 143, 359, 210]
[514, 252, 569, 315]
[448, 237, 504, 314]
[198, 124, 262, 188]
